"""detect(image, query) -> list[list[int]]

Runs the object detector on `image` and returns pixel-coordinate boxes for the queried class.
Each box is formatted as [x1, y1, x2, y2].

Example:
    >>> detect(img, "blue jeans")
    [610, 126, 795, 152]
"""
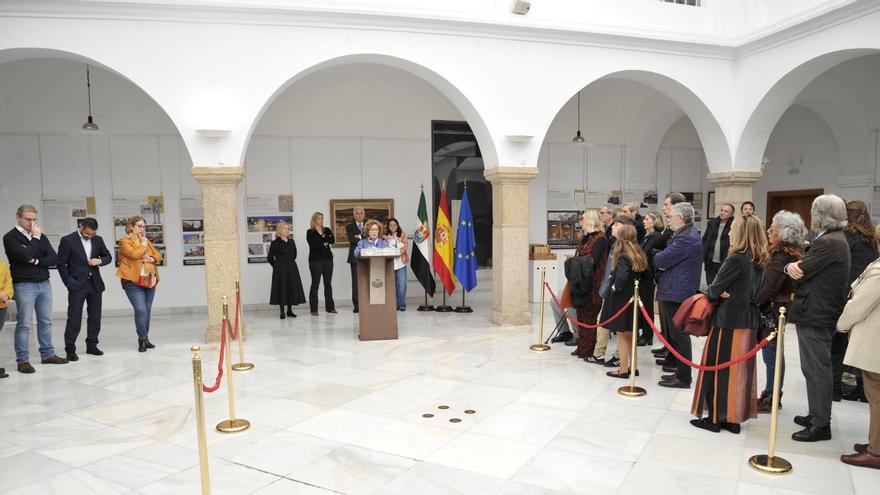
[394, 267, 407, 310]
[123, 281, 156, 340]
[761, 338, 785, 394]
[13, 281, 55, 364]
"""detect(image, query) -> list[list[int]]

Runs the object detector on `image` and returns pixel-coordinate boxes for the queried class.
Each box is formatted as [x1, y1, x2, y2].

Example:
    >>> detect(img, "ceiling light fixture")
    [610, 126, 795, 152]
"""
[572, 91, 585, 144]
[82, 65, 99, 131]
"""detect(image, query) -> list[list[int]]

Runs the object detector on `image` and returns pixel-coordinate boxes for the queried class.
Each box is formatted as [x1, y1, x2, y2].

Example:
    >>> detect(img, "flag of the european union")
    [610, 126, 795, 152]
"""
[454, 186, 478, 292]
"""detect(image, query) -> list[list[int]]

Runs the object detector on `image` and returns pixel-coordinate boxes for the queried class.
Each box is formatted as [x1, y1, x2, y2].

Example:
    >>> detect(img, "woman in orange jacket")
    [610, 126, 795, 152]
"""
[0, 259, 13, 378]
[116, 216, 162, 352]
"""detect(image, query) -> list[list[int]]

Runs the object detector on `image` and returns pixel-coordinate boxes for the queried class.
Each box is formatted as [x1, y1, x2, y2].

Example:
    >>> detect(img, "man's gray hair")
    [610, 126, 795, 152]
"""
[810, 194, 847, 232]
[772, 210, 807, 247]
[16, 204, 37, 217]
[671, 202, 694, 224]
[622, 202, 639, 213]
[353, 206, 365, 213]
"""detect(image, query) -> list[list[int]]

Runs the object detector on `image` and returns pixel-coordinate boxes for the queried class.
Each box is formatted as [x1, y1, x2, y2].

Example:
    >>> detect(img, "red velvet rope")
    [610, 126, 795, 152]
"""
[639, 303, 772, 371]
[228, 293, 240, 341]
[201, 317, 227, 393]
[544, 282, 632, 329]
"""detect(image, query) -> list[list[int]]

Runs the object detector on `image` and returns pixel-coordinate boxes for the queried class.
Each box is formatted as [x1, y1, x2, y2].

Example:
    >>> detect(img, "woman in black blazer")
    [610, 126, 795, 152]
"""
[637, 211, 664, 346]
[306, 212, 336, 316]
[691, 215, 768, 434]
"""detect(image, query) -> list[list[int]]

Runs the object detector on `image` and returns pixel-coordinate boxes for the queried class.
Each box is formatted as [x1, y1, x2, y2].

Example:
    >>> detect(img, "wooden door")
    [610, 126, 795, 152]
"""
[766, 189, 823, 228]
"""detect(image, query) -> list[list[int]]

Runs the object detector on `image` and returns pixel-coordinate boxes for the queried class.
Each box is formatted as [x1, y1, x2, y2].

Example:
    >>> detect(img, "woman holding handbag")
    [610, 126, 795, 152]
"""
[691, 214, 768, 433]
[755, 210, 806, 412]
[116, 216, 162, 352]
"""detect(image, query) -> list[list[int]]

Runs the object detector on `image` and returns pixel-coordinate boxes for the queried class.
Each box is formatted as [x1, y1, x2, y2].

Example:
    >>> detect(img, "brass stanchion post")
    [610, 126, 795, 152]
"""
[619, 280, 646, 397]
[191, 346, 211, 495]
[231, 276, 254, 372]
[530, 267, 551, 352]
[749, 307, 792, 474]
[216, 297, 251, 434]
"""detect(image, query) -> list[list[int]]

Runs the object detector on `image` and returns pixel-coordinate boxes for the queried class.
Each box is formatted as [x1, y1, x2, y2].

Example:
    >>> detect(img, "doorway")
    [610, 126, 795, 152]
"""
[766, 188, 823, 228]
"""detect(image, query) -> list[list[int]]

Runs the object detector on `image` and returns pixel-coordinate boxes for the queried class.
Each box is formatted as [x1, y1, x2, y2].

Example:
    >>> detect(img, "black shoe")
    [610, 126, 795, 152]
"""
[138, 340, 147, 353]
[584, 355, 605, 365]
[287, 309, 296, 317]
[720, 422, 741, 434]
[86, 346, 104, 356]
[144, 340, 155, 349]
[280, 312, 286, 319]
[0, 368, 8, 378]
[651, 348, 667, 355]
[604, 357, 621, 368]
[66, 351, 79, 362]
[637, 338, 649, 347]
[570, 350, 583, 356]
[833, 388, 842, 402]
[552, 331, 574, 344]
[661, 373, 676, 381]
[353, 307, 359, 313]
[794, 414, 813, 427]
[655, 358, 669, 365]
[564, 338, 578, 346]
[662, 364, 677, 373]
[842, 389, 869, 403]
[607, 370, 639, 379]
[690, 418, 721, 433]
[658, 378, 691, 389]
[792, 424, 832, 442]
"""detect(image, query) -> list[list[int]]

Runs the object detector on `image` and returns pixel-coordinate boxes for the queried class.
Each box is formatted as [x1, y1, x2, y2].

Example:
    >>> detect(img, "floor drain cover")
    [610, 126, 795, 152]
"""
[438, 405, 450, 410]
[422, 413, 434, 418]
[449, 418, 462, 423]
[464, 410, 476, 414]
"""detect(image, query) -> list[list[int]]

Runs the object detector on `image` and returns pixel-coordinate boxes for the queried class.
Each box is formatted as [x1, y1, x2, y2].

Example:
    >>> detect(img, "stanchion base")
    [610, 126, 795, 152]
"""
[216, 418, 251, 433]
[435, 305, 454, 312]
[453, 306, 473, 313]
[530, 344, 551, 352]
[417, 305, 435, 312]
[748, 455, 792, 475]
[232, 362, 254, 372]
[617, 386, 647, 397]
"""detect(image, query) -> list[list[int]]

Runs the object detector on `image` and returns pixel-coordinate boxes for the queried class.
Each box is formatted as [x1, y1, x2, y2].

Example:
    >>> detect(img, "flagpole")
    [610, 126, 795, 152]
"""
[418, 291, 435, 311]
[453, 288, 472, 313]
[415, 183, 435, 311]
[436, 287, 453, 312]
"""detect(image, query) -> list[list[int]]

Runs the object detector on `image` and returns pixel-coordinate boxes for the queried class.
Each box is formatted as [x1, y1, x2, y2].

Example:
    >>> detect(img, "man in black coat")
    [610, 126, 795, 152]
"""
[621, 202, 645, 244]
[3, 204, 68, 373]
[346, 206, 366, 313]
[785, 194, 851, 442]
[57, 218, 112, 361]
[701, 203, 734, 285]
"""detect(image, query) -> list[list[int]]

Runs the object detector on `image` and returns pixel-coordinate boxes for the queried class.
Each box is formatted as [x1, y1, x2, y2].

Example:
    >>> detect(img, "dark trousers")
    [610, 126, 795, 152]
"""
[831, 331, 849, 395]
[796, 325, 835, 428]
[309, 259, 335, 312]
[660, 300, 691, 383]
[705, 261, 722, 286]
[349, 262, 359, 310]
[64, 284, 102, 352]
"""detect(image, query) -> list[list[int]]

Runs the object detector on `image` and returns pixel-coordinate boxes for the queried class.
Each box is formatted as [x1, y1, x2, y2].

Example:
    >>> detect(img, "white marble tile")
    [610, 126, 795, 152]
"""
[251, 479, 338, 494]
[619, 463, 739, 495]
[377, 462, 559, 495]
[547, 421, 652, 462]
[287, 408, 392, 443]
[35, 426, 153, 467]
[0, 403, 64, 432]
[0, 451, 75, 493]
[285, 382, 372, 407]
[350, 419, 462, 460]
[139, 457, 279, 495]
[512, 446, 632, 492]
[0, 439, 26, 461]
[576, 398, 667, 433]
[237, 398, 325, 429]
[639, 434, 745, 480]
[289, 445, 415, 495]
[426, 432, 544, 479]
[469, 407, 574, 446]
[738, 450, 856, 494]
[4, 416, 107, 449]
[5, 468, 130, 495]
[655, 410, 748, 446]
[220, 430, 340, 475]
[340, 390, 425, 418]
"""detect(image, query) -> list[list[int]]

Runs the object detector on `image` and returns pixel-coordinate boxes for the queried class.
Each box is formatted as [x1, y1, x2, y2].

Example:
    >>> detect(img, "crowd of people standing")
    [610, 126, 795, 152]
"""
[562, 193, 880, 470]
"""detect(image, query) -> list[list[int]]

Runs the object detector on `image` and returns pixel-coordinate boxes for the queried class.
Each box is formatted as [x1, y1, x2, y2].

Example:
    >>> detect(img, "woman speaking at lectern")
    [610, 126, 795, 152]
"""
[354, 220, 389, 257]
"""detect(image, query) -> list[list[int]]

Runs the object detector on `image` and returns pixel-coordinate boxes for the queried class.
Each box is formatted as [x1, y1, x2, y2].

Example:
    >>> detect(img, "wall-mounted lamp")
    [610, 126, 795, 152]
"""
[195, 129, 231, 138]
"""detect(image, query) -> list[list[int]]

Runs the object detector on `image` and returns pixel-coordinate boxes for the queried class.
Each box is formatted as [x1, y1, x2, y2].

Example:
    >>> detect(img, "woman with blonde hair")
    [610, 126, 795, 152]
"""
[116, 216, 162, 352]
[691, 214, 768, 433]
[601, 221, 647, 378]
[268, 221, 306, 319]
[306, 212, 336, 316]
[572, 209, 608, 360]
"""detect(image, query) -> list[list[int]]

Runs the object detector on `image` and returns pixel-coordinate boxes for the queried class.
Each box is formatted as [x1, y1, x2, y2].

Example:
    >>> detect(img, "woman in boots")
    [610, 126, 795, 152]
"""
[572, 209, 607, 362]
[268, 221, 306, 318]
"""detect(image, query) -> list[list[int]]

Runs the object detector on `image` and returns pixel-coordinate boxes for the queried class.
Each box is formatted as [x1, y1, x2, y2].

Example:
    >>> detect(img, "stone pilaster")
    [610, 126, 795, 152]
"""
[484, 166, 539, 326]
[707, 170, 763, 216]
[192, 166, 244, 342]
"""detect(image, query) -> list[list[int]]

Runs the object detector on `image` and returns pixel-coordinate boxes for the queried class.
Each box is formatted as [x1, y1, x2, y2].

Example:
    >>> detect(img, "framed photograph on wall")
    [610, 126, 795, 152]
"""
[330, 199, 395, 247]
[547, 210, 582, 248]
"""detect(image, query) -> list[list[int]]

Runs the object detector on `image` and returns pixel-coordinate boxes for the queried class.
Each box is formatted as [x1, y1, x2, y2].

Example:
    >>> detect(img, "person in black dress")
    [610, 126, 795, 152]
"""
[637, 211, 663, 346]
[267, 221, 306, 319]
[306, 212, 336, 316]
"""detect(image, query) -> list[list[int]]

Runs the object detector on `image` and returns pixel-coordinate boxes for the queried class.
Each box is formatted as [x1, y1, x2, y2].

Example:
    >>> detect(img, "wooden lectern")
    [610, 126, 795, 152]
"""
[356, 254, 399, 341]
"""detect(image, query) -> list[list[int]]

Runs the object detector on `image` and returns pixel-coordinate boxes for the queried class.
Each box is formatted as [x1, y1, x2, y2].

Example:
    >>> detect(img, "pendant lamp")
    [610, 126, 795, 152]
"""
[82, 65, 99, 131]
[572, 91, 585, 143]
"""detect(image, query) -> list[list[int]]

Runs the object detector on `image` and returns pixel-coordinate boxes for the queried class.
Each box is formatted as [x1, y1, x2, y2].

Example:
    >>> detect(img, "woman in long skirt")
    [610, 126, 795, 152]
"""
[268, 221, 306, 318]
[572, 209, 608, 360]
[691, 215, 768, 433]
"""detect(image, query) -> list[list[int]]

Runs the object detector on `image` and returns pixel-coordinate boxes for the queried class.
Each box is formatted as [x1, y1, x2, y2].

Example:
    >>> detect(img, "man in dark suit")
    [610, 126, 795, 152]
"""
[621, 202, 646, 244]
[3, 204, 68, 373]
[346, 206, 366, 313]
[701, 203, 734, 285]
[785, 194, 851, 442]
[57, 217, 112, 361]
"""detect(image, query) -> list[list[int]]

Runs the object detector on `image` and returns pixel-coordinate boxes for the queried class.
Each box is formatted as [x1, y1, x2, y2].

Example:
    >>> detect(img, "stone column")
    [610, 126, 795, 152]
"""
[484, 166, 539, 326]
[192, 166, 244, 342]
[707, 170, 763, 216]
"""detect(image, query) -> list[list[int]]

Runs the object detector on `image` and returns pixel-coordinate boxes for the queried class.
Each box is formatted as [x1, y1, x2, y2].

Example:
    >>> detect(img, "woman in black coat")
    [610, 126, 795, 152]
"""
[306, 212, 336, 316]
[691, 215, 767, 434]
[637, 211, 664, 346]
[267, 221, 306, 318]
[601, 222, 647, 378]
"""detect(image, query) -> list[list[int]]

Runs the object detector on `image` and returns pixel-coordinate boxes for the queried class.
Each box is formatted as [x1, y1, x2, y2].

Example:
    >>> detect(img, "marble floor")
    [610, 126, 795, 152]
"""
[0, 291, 877, 494]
